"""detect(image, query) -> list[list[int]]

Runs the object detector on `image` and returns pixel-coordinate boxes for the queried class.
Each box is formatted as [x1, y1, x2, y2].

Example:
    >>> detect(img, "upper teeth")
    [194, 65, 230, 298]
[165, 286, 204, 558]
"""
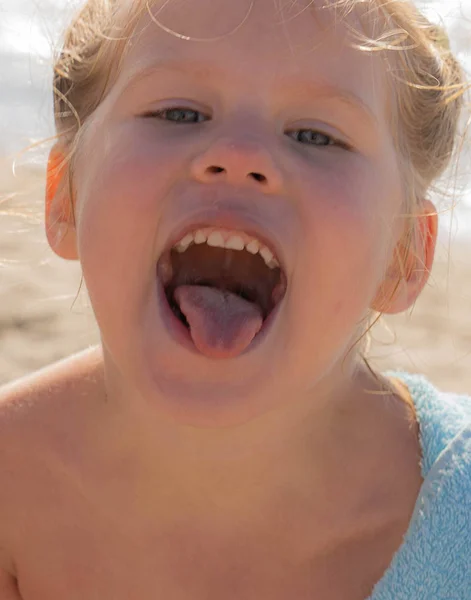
[173, 228, 280, 270]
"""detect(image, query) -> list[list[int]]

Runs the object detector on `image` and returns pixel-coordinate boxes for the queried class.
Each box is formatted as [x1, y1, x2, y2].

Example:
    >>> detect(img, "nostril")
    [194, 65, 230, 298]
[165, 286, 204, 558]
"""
[250, 172, 266, 183]
[204, 166, 267, 184]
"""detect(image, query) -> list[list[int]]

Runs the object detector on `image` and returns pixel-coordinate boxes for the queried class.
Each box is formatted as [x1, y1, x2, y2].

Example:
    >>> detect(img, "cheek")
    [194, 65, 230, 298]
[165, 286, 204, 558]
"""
[71, 124, 186, 310]
[74, 120, 189, 249]
[79, 122, 185, 216]
[293, 157, 400, 326]
[299, 155, 399, 268]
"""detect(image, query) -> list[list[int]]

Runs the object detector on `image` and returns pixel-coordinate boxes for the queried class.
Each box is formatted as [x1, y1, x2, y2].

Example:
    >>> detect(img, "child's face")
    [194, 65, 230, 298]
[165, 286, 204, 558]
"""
[68, 0, 408, 425]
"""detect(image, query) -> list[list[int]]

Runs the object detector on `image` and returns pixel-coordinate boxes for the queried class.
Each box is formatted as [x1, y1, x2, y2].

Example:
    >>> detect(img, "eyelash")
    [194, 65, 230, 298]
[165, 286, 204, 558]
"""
[141, 107, 351, 150]
[144, 108, 208, 124]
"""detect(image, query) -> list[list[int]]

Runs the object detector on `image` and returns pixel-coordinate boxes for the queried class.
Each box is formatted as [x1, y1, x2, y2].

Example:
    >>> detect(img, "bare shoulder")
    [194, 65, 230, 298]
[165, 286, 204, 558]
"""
[0, 345, 105, 408]
[0, 347, 105, 574]
[0, 346, 105, 453]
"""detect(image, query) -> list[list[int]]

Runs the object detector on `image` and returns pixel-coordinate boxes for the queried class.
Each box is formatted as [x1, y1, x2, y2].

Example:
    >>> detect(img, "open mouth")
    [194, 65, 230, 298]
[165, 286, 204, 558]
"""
[157, 227, 287, 359]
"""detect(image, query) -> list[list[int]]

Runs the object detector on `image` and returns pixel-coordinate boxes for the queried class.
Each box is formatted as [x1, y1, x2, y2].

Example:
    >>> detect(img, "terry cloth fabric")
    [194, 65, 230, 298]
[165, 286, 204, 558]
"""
[366, 372, 471, 599]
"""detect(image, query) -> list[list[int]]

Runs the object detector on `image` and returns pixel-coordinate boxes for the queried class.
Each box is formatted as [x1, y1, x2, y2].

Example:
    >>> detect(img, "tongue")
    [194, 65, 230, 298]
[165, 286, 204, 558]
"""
[174, 285, 263, 359]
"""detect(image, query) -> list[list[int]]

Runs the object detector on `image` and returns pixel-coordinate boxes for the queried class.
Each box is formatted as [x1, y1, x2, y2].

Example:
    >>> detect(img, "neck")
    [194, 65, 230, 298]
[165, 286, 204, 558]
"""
[93, 353, 389, 523]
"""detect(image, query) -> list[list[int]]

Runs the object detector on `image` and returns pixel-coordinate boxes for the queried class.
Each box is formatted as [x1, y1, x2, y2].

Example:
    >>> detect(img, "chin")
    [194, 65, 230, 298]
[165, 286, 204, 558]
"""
[123, 316, 292, 427]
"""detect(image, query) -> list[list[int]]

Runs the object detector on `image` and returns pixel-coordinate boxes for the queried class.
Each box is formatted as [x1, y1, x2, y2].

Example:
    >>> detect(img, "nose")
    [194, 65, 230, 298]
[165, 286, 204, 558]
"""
[190, 136, 284, 193]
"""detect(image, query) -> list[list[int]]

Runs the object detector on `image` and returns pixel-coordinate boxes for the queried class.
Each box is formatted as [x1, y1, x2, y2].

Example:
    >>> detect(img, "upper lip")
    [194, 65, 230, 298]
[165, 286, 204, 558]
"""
[163, 208, 288, 274]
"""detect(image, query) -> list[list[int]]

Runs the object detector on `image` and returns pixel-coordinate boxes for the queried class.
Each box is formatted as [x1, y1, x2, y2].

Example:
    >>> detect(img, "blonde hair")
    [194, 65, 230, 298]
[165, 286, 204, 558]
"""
[54, 1, 467, 175]
[51, 0, 469, 403]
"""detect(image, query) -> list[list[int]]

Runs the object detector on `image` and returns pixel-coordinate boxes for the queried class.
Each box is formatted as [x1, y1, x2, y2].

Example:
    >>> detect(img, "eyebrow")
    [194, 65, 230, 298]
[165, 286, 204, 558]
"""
[120, 58, 220, 89]
[120, 58, 378, 126]
[276, 76, 379, 127]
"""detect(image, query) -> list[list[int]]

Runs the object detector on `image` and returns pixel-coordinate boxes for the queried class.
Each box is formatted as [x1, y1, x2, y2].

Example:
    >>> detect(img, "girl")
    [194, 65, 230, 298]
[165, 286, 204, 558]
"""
[0, 0, 470, 598]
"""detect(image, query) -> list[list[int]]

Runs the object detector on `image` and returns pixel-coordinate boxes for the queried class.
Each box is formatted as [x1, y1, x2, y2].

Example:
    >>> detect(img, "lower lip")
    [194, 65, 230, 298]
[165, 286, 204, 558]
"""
[156, 273, 284, 358]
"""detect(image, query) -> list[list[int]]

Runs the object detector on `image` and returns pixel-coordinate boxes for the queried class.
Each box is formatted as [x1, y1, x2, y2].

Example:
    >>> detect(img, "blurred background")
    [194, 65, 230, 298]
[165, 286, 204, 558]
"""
[0, 0, 470, 392]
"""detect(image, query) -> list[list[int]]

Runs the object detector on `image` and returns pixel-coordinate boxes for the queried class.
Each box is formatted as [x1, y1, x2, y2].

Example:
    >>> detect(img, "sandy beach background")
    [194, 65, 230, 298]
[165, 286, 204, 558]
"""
[1, 0, 470, 395]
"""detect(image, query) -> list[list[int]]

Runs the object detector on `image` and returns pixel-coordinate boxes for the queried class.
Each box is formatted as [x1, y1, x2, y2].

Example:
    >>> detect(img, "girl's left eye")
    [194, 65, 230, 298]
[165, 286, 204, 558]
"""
[142, 108, 208, 123]
[286, 129, 345, 148]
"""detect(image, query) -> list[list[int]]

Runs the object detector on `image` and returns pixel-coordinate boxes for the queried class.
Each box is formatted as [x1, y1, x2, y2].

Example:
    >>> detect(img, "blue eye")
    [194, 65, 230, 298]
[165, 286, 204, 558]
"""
[143, 108, 208, 123]
[287, 129, 339, 147]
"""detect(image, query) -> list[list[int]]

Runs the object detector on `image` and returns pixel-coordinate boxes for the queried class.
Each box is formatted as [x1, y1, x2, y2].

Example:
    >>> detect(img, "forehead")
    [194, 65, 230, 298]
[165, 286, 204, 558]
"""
[117, 0, 388, 113]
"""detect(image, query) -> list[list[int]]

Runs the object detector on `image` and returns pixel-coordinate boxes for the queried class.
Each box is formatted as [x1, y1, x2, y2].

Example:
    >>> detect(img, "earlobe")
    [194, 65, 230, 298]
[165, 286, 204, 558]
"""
[45, 145, 78, 260]
[372, 199, 438, 315]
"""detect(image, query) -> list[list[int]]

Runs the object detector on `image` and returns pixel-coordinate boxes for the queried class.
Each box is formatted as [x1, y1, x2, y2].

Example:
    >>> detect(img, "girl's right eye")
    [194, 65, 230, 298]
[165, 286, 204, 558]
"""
[142, 108, 209, 123]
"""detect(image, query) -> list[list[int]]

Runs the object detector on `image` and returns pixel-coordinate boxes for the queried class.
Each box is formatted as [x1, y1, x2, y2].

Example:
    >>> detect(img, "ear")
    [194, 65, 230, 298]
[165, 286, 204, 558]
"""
[372, 199, 438, 314]
[45, 145, 79, 260]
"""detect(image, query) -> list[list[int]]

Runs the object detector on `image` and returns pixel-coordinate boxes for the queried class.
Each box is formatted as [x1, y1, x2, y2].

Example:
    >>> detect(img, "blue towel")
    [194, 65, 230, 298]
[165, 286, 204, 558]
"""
[365, 372, 471, 599]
